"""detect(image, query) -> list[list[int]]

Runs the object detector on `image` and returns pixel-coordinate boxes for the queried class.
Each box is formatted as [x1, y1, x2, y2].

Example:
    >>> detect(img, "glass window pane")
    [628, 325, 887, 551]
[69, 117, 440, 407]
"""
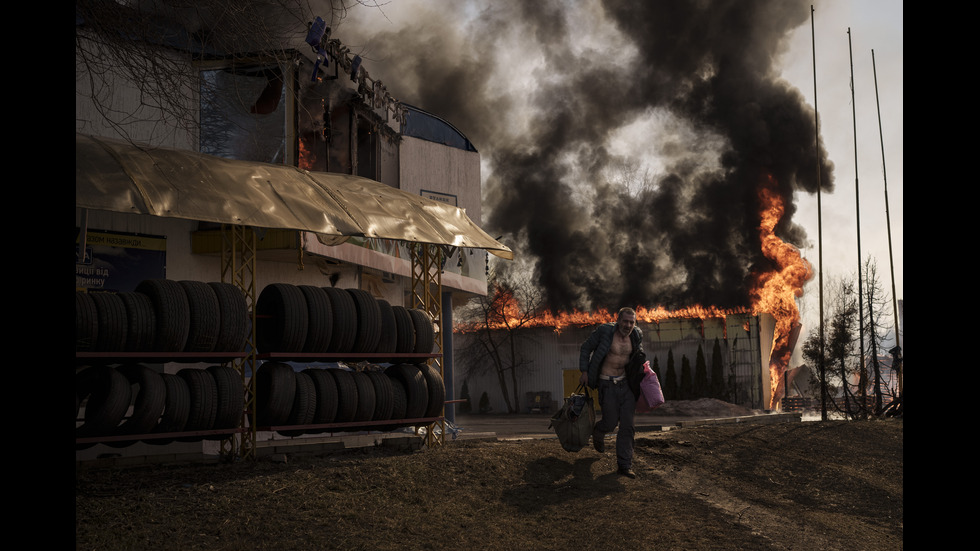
[200, 66, 286, 163]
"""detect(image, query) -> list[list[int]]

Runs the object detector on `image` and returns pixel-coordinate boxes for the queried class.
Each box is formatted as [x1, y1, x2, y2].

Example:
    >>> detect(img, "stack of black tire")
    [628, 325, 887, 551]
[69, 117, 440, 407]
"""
[254, 284, 435, 357]
[254, 361, 446, 435]
[77, 280, 446, 446]
[76, 280, 250, 354]
[253, 283, 444, 433]
[76, 280, 250, 448]
[76, 364, 244, 449]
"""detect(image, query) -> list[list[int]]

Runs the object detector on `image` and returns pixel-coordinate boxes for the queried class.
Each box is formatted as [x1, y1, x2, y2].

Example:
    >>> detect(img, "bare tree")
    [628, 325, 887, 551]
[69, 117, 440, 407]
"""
[802, 275, 867, 419]
[861, 257, 895, 415]
[455, 269, 545, 413]
[75, 0, 363, 143]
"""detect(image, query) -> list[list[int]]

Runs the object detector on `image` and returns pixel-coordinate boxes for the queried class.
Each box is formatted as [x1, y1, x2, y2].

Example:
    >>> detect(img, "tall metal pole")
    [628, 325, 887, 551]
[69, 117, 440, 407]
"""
[872, 49, 902, 397]
[848, 29, 867, 413]
[811, 5, 828, 421]
[442, 290, 456, 425]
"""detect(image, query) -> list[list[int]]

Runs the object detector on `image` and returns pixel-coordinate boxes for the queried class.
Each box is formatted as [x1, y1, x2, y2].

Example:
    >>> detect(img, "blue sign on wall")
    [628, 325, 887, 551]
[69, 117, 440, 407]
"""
[75, 229, 167, 292]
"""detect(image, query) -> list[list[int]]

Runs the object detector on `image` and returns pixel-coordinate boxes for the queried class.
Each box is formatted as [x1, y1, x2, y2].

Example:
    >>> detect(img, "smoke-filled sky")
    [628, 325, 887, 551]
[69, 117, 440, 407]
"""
[330, 0, 903, 337]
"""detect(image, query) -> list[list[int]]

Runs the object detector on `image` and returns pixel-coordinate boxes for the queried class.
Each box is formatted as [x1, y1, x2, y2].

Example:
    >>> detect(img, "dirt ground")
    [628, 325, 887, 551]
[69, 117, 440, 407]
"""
[75, 404, 903, 551]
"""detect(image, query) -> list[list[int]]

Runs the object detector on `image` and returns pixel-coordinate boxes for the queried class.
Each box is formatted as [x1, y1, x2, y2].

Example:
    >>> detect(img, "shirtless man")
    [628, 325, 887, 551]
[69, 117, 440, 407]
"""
[579, 308, 643, 478]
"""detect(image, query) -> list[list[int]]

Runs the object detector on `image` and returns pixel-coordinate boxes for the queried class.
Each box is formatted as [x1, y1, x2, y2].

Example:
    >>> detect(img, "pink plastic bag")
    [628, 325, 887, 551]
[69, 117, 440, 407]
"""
[635, 361, 665, 412]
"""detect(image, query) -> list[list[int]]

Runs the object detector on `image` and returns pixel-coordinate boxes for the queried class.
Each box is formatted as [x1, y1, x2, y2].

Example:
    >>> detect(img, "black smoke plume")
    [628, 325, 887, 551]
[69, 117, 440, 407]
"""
[344, 0, 834, 313]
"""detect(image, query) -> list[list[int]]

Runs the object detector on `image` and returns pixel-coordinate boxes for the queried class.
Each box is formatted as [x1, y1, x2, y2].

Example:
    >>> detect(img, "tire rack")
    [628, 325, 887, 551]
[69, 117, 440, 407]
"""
[74, 223, 257, 454]
[220, 224, 258, 460]
[410, 243, 446, 448]
[74, 352, 249, 448]
[75, 227, 450, 460]
[253, 352, 444, 438]
[223, 227, 449, 458]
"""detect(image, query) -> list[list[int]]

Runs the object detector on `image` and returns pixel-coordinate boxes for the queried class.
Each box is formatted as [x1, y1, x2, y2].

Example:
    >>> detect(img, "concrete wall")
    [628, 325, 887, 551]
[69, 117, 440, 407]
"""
[399, 136, 483, 225]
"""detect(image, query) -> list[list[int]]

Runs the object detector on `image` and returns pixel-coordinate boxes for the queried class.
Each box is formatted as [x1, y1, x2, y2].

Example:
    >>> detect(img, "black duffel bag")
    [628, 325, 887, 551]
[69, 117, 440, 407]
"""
[548, 384, 596, 452]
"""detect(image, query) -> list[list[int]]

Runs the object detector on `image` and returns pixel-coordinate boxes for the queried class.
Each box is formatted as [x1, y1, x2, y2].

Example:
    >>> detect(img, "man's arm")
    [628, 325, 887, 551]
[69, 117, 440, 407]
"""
[579, 326, 602, 386]
[579, 328, 600, 371]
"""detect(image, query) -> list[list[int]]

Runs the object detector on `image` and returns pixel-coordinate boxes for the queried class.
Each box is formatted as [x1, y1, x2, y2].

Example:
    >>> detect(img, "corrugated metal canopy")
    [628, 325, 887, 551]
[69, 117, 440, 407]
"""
[76, 133, 512, 259]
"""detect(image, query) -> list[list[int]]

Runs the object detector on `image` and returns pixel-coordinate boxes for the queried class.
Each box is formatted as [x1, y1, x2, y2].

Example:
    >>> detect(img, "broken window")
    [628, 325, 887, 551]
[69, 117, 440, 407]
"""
[320, 89, 397, 186]
[297, 78, 327, 172]
[356, 113, 377, 180]
[199, 64, 288, 163]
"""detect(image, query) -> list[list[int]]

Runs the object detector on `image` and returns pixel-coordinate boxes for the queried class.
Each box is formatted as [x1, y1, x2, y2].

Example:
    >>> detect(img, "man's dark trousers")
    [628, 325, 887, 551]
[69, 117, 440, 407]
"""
[595, 378, 636, 470]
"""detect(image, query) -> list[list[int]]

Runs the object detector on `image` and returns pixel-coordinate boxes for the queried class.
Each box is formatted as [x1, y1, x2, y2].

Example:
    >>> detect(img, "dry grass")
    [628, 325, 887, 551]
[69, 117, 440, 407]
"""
[76, 418, 902, 551]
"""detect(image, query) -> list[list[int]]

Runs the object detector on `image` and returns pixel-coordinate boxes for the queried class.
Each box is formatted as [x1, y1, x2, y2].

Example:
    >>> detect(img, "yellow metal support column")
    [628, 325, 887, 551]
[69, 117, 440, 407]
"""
[410, 243, 445, 446]
[221, 224, 258, 460]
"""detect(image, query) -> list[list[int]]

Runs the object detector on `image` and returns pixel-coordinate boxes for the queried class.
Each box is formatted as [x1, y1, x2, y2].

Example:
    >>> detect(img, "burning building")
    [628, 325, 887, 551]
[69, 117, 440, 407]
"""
[455, 308, 801, 415]
[348, 1, 829, 415]
[452, 170, 812, 415]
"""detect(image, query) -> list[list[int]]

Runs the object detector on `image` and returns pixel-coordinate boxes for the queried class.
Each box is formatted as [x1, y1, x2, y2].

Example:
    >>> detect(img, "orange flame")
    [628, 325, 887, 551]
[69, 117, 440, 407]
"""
[456, 299, 749, 335]
[299, 136, 315, 171]
[298, 97, 326, 172]
[752, 175, 812, 409]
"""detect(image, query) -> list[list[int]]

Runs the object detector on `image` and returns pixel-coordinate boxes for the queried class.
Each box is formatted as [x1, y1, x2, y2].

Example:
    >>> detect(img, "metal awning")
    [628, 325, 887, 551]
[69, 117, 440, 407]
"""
[75, 133, 513, 259]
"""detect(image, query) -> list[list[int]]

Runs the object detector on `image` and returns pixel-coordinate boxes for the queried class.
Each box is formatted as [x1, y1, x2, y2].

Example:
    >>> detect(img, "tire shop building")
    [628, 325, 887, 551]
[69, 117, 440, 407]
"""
[76, 11, 511, 463]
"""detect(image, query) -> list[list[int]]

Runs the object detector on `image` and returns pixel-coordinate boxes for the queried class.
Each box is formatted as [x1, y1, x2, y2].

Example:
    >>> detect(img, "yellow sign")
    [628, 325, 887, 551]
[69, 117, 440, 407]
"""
[80, 230, 167, 251]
